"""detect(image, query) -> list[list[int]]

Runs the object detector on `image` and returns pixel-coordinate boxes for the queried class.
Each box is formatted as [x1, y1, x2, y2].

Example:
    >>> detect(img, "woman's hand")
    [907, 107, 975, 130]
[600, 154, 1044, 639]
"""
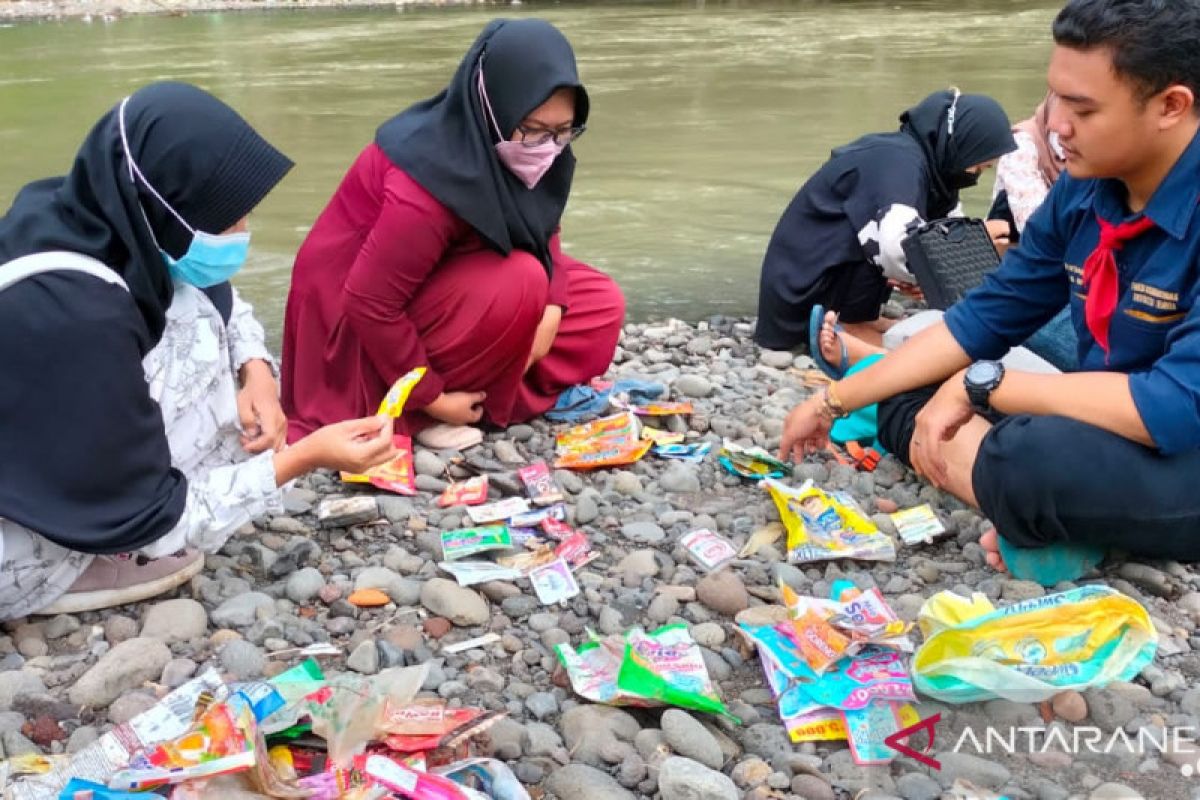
[526, 304, 563, 371]
[426, 391, 487, 425]
[778, 395, 834, 463]
[275, 415, 397, 485]
[237, 359, 287, 453]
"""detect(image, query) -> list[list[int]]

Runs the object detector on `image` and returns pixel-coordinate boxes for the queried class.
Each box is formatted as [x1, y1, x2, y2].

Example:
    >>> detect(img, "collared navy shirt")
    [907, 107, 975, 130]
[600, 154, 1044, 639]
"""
[945, 127, 1200, 454]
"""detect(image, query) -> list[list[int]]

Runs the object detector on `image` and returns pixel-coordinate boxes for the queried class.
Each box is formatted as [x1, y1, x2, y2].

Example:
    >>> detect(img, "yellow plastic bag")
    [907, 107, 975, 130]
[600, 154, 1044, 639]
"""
[763, 478, 895, 564]
[913, 585, 1158, 703]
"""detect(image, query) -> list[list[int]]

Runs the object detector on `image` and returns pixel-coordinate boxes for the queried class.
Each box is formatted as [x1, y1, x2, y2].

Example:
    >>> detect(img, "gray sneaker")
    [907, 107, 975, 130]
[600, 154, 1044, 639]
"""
[39, 550, 204, 615]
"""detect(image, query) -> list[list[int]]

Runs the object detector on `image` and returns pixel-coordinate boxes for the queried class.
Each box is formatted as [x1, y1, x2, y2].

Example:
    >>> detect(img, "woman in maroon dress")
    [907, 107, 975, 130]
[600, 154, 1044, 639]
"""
[281, 18, 625, 450]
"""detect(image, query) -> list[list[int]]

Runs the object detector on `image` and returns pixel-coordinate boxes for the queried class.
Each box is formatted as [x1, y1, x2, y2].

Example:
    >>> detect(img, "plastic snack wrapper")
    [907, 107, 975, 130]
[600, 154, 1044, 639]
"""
[626, 401, 694, 416]
[465, 497, 530, 525]
[497, 545, 558, 575]
[653, 442, 712, 463]
[438, 477, 489, 508]
[376, 368, 427, 418]
[108, 702, 257, 790]
[433, 758, 530, 800]
[528, 558, 581, 604]
[554, 412, 652, 470]
[890, 504, 947, 545]
[555, 624, 734, 719]
[790, 609, 852, 675]
[764, 478, 896, 564]
[680, 528, 737, 573]
[554, 530, 594, 568]
[356, 754, 487, 800]
[57, 779, 153, 800]
[517, 462, 564, 506]
[913, 585, 1158, 704]
[6, 671, 228, 800]
[781, 583, 914, 653]
[718, 440, 790, 480]
[640, 426, 685, 446]
[340, 435, 416, 496]
[508, 503, 567, 528]
[440, 526, 513, 561]
[538, 516, 576, 542]
[437, 560, 524, 587]
[306, 664, 429, 768]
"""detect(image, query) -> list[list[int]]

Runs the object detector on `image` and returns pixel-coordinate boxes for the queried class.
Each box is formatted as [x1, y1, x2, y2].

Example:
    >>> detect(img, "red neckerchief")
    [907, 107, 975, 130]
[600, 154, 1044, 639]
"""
[1082, 213, 1156, 356]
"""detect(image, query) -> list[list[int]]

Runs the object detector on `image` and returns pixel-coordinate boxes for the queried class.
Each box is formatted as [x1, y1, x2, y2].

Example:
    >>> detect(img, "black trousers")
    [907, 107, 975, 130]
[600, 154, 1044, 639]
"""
[877, 387, 1200, 560]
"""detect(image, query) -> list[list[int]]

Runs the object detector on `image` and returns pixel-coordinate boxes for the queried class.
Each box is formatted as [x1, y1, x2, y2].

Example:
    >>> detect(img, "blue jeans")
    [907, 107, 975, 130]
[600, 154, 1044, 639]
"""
[1023, 308, 1078, 372]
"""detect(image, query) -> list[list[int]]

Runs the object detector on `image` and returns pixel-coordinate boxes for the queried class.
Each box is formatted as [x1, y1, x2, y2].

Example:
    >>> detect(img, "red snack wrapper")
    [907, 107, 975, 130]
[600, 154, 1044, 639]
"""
[555, 531, 592, 567]
[540, 517, 576, 542]
[341, 435, 416, 495]
[518, 461, 564, 506]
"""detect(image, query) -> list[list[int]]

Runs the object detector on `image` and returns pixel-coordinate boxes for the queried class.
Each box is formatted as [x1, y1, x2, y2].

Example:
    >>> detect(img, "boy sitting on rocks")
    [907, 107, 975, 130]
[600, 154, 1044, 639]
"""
[779, 0, 1200, 583]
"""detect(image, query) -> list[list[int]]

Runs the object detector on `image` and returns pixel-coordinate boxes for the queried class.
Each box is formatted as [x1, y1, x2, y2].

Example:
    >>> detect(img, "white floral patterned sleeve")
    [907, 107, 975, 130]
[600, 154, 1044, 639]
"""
[227, 287, 277, 376]
[138, 283, 283, 559]
[992, 131, 1050, 233]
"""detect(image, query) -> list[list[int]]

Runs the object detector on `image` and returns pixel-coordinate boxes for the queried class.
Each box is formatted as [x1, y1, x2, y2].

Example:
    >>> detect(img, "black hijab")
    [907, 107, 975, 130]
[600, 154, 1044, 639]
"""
[375, 18, 589, 272]
[0, 81, 292, 341]
[898, 88, 1017, 218]
[0, 82, 292, 555]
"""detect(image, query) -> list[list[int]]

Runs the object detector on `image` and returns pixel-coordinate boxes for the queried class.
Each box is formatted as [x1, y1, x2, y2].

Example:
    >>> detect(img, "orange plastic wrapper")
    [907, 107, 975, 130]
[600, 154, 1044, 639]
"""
[555, 440, 652, 470]
[554, 412, 653, 470]
[438, 476, 489, 508]
[341, 435, 416, 495]
[108, 703, 255, 790]
[630, 401, 694, 416]
[379, 699, 469, 736]
[789, 609, 852, 675]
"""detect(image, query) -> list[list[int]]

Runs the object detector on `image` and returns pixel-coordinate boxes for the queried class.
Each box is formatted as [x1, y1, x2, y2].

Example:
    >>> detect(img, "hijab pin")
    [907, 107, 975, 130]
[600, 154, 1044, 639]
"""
[946, 86, 962, 137]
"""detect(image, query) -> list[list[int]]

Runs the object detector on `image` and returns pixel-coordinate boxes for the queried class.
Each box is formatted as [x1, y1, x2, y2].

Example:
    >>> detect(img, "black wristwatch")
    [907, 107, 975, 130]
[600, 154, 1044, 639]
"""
[964, 360, 1005, 415]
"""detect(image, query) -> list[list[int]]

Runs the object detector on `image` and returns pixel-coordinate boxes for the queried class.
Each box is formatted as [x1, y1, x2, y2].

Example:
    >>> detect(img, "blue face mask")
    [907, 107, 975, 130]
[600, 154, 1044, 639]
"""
[118, 96, 251, 288]
[162, 228, 251, 288]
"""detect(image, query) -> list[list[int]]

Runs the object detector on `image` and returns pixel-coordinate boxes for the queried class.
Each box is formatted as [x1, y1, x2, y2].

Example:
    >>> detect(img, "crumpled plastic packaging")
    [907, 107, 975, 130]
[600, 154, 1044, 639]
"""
[555, 624, 734, 719]
[913, 585, 1158, 703]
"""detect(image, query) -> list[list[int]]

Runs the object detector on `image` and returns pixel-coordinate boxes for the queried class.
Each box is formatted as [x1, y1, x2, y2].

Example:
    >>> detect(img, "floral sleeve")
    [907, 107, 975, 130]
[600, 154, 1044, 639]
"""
[995, 131, 1050, 233]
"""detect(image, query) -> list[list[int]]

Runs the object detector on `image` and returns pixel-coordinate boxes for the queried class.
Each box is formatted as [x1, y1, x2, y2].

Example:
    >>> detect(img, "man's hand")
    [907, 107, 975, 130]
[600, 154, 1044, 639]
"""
[237, 359, 287, 454]
[909, 370, 975, 488]
[526, 305, 563, 371]
[778, 395, 834, 463]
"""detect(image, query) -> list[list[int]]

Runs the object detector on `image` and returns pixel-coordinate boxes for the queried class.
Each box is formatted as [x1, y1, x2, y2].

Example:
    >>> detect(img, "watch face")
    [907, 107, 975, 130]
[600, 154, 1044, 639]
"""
[967, 361, 1002, 385]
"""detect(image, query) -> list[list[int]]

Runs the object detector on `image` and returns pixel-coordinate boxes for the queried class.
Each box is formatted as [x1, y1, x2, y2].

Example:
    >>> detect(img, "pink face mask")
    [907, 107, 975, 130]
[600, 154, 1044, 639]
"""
[478, 63, 566, 190]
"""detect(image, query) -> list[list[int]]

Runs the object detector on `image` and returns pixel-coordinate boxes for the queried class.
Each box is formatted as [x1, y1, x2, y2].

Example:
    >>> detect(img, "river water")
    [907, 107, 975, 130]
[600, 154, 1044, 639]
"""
[0, 0, 1060, 343]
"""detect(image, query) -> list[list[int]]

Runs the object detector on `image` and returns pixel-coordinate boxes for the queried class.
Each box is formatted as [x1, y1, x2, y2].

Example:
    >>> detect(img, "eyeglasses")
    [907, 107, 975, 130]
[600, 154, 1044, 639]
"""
[515, 124, 587, 148]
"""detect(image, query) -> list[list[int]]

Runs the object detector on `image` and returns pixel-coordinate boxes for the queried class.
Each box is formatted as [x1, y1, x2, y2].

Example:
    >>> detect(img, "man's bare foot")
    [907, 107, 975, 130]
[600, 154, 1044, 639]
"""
[819, 311, 887, 368]
[979, 527, 1009, 573]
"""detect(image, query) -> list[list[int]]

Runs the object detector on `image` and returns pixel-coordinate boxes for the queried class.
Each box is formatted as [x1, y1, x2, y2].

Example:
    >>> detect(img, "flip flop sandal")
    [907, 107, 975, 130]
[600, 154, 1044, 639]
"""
[809, 304, 849, 380]
[996, 535, 1107, 587]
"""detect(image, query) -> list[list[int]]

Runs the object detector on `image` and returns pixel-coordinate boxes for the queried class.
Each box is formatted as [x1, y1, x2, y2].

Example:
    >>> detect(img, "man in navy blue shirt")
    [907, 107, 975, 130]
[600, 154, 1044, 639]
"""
[779, 0, 1200, 578]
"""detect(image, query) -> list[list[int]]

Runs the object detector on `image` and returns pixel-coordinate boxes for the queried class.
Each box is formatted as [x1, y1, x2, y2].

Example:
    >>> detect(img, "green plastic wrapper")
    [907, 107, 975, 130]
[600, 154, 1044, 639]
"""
[555, 623, 735, 719]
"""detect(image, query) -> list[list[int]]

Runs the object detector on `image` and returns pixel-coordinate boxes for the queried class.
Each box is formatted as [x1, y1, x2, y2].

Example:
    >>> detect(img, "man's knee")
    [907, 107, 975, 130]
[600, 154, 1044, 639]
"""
[973, 415, 1078, 546]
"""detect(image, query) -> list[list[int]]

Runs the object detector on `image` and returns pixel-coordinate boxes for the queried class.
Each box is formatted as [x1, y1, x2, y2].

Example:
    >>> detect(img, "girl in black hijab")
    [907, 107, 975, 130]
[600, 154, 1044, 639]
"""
[282, 19, 626, 452]
[755, 88, 1017, 351]
[0, 82, 395, 620]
